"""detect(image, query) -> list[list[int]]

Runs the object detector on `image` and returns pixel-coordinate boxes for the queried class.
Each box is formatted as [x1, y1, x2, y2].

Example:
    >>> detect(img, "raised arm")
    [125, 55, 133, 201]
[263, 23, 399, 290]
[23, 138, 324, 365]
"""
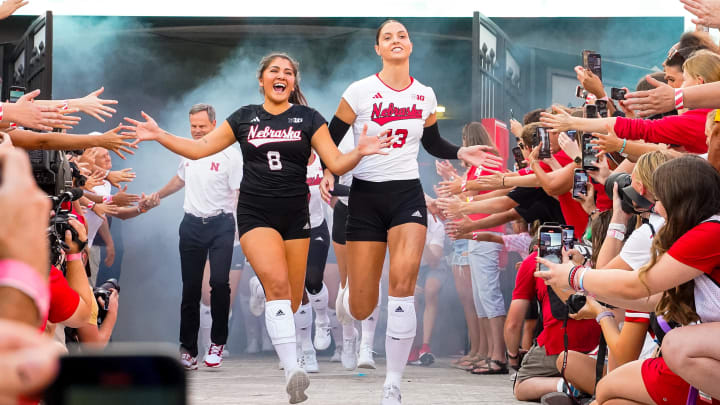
[540, 106, 616, 134]
[8, 126, 136, 159]
[122, 112, 235, 160]
[157, 175, 185, 199]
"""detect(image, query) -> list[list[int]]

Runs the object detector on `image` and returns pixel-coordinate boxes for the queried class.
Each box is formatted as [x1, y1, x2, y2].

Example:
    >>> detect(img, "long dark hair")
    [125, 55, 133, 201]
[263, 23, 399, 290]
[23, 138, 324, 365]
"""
[257, 52, 308, 106]
[639, 156, 720, 324]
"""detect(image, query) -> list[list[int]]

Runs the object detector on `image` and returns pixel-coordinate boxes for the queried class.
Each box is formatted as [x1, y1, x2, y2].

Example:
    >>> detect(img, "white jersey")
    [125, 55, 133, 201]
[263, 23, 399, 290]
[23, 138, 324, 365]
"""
[337, 129, 355, 206]
[342, 74, 437, 182]
[306, 152, 325, 228]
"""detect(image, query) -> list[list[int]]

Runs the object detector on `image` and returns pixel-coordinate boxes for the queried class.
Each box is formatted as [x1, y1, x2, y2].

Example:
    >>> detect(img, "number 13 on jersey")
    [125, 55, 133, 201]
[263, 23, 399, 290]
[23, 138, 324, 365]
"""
[389, 129, 407, 148]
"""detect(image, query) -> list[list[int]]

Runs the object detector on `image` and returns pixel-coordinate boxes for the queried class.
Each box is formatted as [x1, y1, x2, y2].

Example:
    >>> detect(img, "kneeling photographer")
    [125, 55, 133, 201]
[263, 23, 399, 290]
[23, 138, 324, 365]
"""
[73, 278, 119, 348]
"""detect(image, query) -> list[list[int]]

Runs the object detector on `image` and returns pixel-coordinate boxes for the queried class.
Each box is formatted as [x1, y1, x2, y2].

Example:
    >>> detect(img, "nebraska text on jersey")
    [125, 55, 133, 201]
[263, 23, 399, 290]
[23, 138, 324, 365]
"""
[371, 103, 423, 126]
[247, 125, 302, 147]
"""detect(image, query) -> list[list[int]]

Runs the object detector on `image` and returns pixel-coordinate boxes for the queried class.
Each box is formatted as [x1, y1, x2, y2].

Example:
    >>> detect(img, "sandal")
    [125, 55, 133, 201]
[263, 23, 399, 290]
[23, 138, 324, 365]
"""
[470, 359, 509, 375]
[450, 356, 484, 370]
[462, 357, 490, 372]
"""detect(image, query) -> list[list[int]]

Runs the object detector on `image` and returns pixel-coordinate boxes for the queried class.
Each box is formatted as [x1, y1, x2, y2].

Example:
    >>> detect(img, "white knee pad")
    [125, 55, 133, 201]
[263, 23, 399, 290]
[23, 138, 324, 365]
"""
[342, 287, 359, 321]
[294, 303, 313, 330]
[386, 296, 416, 340]
[265, 300, 296, 345]
[308, 283, 329, 310]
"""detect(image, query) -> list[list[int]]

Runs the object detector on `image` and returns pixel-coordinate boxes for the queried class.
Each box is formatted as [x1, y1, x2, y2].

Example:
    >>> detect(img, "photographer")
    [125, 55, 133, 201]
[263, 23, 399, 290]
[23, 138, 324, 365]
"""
[75, 287, 118, 348]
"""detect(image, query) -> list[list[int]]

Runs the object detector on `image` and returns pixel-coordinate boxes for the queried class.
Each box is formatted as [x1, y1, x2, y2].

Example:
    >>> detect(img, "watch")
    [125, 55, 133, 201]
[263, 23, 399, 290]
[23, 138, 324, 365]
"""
[574, 156, 582, 166]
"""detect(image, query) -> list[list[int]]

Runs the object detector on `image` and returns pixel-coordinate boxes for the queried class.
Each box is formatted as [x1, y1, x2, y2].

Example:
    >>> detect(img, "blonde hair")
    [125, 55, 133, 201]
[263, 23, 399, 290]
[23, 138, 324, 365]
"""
[632, 150, 675, 199]
[683, 50, 720, 84]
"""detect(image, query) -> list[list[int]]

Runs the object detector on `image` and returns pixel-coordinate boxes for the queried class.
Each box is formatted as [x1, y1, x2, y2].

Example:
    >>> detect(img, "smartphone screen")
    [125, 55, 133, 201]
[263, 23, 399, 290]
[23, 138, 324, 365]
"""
[567, 130, 577, 142]
[572, 169, 589, 198]
[9, 87, 25, 103]
[512, 146, 526, 169]
[538, 225, 562, 271]
[584, 104, 598, 119]
[561, 225, 575, 251]
[596, 100, 608, 118]
[582, 133, 598, 171]
[538, 127, 551, 159]
[586, 53, 602, 80]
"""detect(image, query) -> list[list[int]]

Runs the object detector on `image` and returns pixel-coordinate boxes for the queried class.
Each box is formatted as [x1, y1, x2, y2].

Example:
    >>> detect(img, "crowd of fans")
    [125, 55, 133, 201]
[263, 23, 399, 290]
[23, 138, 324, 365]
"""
[2, 0, 720, 404]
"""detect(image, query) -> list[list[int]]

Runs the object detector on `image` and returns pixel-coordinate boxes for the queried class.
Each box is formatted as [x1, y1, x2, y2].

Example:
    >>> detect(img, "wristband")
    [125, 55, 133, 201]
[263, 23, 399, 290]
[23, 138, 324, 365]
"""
[608, 223, 627, 233]
[103, 169, 111, 179]
[87, 201, 96, 210]
[675, 88, 684, 110]
[0, 104, 3, 122]
[619, 139, 627, 154]
[466, 196, 471, 203]
[102, 195, 113, 204]
[0, 259, 50, 324]
[66, 253, 83, 262]
[607, 229, 625, 241]
[568, 265, 581, 290]
[137, 205, 147, 213]
[596, 311, 615, 324]
[472, 231, 480, 241]
[461, 180, 468, 193]
[60, 100, 69, 111]
[578, 267, 588, 291]
[502, 175, 506, 187]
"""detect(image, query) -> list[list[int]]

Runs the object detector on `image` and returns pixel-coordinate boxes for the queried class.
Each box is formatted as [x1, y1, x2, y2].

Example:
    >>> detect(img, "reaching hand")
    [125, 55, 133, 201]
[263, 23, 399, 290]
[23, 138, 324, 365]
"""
[82, 171, 105, 191]
[472, 172, 506, 191]
[106, 168, 136, 188]
[558, 132, 581, 161]
[75, 87, 119, 122]
[588, 154, 611, 186]
[540, 106, 574, 132]
[91, 202, 118, 219]
[436, 177, 463, 196]
[444, 215, 474, 239]
[356, 124, 394, 156]
[122, 111, 164, 146]
[112, 185, 141, 207]
[681, 0, 720, 28]
[98, 125, 138, 160]
[0, 0, 28, 20]
[534, 256, 574, 291]
[623, 75, 675, 117]
[436, 196, 465, 220]
[509, 118, 523, 138]
[435, 159, 459, 181]
[457, 145, 503, 171]
[591, 124, 623, 157]
[4, 90, 81, 131]
[574, 66, 605, 98]
[319, 171, 335, 203]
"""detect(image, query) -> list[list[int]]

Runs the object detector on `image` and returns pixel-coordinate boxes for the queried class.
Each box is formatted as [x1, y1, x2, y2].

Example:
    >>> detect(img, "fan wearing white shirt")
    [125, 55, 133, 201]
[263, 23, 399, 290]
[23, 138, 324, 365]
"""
[153, 104, 243, 370]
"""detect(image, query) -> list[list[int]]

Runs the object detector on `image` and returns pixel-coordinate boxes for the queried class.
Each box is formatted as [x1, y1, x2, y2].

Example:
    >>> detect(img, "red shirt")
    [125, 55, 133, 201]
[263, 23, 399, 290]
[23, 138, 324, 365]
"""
[466, 166, 504, 232]
[553, 151, 590, 235]
[46, 265, 80, 328]
[512, 252, 601, 355]
[614, 109, 711, 154]
[667, 221, 720, 283]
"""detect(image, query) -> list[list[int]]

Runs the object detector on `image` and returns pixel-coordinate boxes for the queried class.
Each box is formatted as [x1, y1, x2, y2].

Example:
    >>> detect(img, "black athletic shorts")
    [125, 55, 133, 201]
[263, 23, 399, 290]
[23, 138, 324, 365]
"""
[236, 194, 310, 240]
[332, 200, 348, 245]
[346, 178, 427, 243]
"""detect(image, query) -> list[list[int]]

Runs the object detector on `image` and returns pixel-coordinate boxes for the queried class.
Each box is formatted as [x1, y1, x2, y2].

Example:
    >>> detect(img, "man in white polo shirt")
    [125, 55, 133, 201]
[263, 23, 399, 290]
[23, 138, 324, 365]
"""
[154, 103, 243, 370]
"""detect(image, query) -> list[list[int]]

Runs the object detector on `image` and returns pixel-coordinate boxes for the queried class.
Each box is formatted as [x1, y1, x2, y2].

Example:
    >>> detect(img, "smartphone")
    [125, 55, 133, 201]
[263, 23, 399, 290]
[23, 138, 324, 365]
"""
[584, 104, 598, 119]
[582, 133, 599, 171]
[561, 225, 575, 251]
[538, 224, 563, 271]
[582, 50, 595, 68]
[595, 99, 608, 118]
[44, 352, 186, 405]
[9, 85, 25, 103]
[610, 87, 626, 101]
[575, 85, 585, 99]
[566, 130, 578, 142]
[585, 52, 602, 80]
[512, 146, 526, 169]
[538, 127, 551, 159]
[572, 168, 589, 199]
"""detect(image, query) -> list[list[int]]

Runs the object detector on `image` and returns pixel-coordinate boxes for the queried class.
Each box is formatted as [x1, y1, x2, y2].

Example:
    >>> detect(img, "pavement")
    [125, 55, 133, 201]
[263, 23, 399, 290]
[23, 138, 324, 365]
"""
[188, 354, 532, 404]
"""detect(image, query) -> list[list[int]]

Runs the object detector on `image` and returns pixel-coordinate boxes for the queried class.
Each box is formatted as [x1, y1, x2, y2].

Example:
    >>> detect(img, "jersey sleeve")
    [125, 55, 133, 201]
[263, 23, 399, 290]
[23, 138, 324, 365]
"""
[176, 158, 187, 181]
[341, 81, 361, 115]
[667, 222, 720, 275]
[308, 108, 327, 139]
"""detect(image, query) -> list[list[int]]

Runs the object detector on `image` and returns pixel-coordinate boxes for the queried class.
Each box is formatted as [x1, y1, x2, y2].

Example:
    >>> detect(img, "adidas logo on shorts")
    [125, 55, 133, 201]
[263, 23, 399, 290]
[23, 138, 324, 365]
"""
[303, 223, 310, 230]
[276, 309, 285, 316]
[411, 210, 422, 218]
[395, 306, 404, 313]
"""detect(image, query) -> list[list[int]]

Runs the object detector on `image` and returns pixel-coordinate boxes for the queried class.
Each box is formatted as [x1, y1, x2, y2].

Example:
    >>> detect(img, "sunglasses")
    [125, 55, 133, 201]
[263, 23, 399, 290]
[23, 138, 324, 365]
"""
[665, 47, 690, 68]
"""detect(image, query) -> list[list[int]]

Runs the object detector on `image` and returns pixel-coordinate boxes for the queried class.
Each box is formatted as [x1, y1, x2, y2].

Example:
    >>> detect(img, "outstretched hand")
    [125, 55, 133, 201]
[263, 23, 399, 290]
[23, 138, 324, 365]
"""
[623, 75, 676, 117]
[98, 125, 138, 160]
[75, 87, 118, 123]
[356, 124, 394, 156]
[457, 145, 503, 171]
[122, 111, 164, 146]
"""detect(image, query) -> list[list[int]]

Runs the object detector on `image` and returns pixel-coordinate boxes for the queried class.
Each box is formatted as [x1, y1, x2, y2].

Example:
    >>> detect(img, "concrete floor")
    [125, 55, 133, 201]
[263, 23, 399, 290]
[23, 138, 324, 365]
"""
[188, 354, 531, 404]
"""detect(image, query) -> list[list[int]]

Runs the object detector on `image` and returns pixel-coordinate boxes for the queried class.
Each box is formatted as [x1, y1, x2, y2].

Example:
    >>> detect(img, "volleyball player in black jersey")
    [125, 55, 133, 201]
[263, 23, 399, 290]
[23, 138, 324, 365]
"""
[123, 53, 392, 404]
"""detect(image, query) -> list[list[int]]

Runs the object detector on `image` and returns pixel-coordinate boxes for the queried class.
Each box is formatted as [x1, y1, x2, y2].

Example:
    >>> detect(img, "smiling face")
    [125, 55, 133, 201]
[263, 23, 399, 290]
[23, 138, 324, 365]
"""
[258, 56, 297, 105]
[375, 21, 413, 62]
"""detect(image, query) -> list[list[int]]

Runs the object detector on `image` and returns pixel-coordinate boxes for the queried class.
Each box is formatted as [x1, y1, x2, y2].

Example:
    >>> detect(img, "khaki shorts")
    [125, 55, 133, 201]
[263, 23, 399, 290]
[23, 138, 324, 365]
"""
[515, 343, 560, 383]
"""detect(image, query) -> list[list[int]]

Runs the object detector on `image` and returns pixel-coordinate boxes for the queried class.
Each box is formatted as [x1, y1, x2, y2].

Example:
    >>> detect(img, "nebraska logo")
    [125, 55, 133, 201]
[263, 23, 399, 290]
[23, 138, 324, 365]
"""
[371, 103, 423, 126]
[210, 162, 220, 172]
[247, 125, 302, 147]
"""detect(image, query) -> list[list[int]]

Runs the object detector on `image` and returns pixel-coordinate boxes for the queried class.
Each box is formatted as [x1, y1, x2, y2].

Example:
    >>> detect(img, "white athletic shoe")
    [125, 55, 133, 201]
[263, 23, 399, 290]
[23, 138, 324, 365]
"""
[180, 352, 198, 370]
[313, 319, 332, 351]
[341, 328, 358, 370]
[330, 346, 342, 362]
[286, 368, 310, 404]
[203, 343, 224, 368]
[335, 285, 352, 325]
[357, 343, 376, 369]
[248, 276, 265, 317]
[381, 384, 402, 405]
[304, 349, 319, 373]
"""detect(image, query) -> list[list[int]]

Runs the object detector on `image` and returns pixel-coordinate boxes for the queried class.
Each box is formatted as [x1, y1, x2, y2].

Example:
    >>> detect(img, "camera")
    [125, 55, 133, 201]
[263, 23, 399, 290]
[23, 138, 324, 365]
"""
[596, 100, 609, 118]
[566, 294, 587, 314]
[48, 188, 85, 267]
[28, 149, 73, 196]
[604, 172, 655, 214]
[94, 278, 120, 325]
[610, 87, 627, 101]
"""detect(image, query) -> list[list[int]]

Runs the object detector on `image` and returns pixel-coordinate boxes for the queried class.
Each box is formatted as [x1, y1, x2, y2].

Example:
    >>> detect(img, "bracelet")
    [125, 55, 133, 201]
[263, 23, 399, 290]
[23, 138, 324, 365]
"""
[461, 180, 468, 193]
[66, 253, 83, 262]
[0, 104, 3, 121]
[502, 175, 506, 187]
[568, 265, 581, 290]
[607, 229, 625, 241]
[103, 169, 111, 179]
[87, 201, 96, 210]
[472, 231, 480, 241]
[674, 88, 684, 110]
[578, 267, 588, 291]
[136, 205, 147, 213]
[466, 196, 471, 203]
[596, 311, 615, 324]
[608, 223, 627, 233]
[0, 259, 50, 325]
[619, 139, 627, 154]
[102, 195, 113, 204]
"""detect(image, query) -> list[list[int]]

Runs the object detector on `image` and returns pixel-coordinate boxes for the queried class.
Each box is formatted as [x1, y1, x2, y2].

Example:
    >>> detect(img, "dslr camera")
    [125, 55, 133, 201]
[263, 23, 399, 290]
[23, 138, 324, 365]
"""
[94, 278, 120, 325]
[604, 173, 655, 214]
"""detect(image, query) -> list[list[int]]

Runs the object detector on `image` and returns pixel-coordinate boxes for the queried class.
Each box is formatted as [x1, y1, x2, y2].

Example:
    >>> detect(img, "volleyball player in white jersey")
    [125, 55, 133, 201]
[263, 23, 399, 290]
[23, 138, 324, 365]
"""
[323, 20, 502, 404]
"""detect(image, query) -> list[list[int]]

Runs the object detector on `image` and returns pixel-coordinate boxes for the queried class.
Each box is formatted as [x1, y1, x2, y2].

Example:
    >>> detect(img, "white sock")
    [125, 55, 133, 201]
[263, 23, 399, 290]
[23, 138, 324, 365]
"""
[328, 309, 342, 347]
[294, 303, 313, 351]
[361, 305, 379, 349]
[384, 296, 416, 387]
[265, 300, 297, 372]
[308, 284, 330, 326]
[342, 288, 358, 340]
[199, 303, 212, 352]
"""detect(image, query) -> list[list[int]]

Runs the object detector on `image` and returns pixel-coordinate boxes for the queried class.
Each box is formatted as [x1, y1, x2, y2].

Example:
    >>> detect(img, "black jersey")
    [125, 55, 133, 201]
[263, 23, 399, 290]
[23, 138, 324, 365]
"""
[227, 104, 326, 197]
